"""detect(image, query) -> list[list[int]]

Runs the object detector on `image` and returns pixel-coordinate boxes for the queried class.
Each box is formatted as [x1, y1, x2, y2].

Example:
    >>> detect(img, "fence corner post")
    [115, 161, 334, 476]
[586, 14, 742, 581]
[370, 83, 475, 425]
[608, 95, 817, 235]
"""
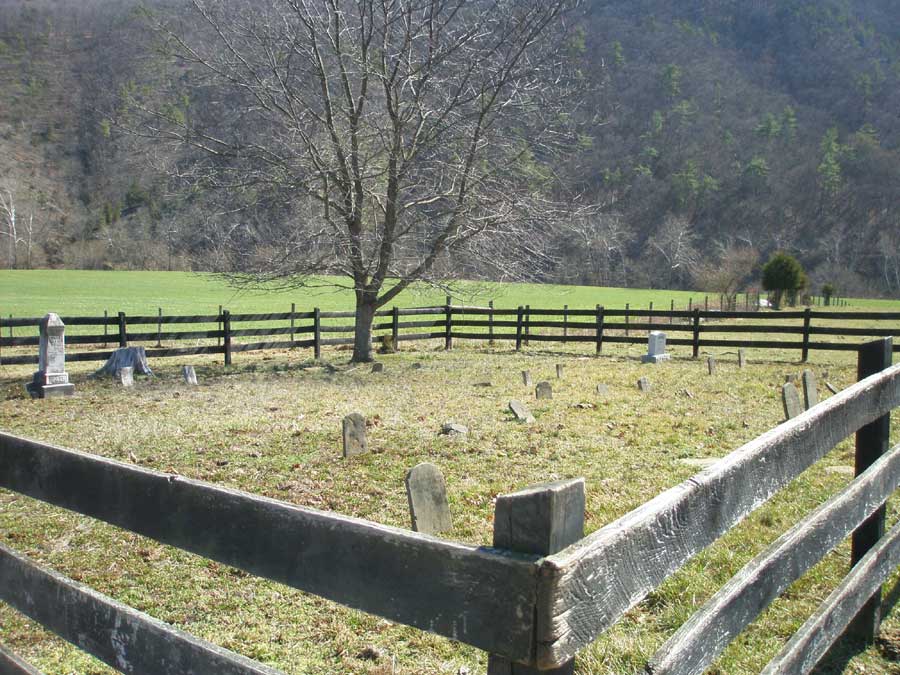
[801, 306, 812, 362]
[444, 296, 453, 351]
[222, 309, 232, 366]
[847, 337, 893, 642]
[486, 478, 585, 675]
[692, 307, 701, 359]
[314, 307, 322, 360]
[117, 311, 128, 348]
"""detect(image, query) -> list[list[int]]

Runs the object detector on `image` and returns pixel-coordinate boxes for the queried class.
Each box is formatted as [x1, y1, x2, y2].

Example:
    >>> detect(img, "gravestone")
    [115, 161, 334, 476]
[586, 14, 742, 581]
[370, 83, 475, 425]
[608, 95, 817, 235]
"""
[802, 369, 818, 409]
[535, 381, 552, 400]
[182, 365, 198, 385]
[556, 364, 564, 379]
[508, 400, 536, 424]
[26, 313, 75, 398]
[379, 334, 396, 354]
[116, 367, 134, 387]
[342, 413, 368, 457]
[637, 376, 651, 392]
[371, 362, 385, 373]
[782, 382, 803, 420]
[826, 381, 839, 395]
[596, 383, 609, 395]
[405, 463, 452, 535]
[522, 370, 533, 387]
[707, 356, 716, 375]
[738, 348, 747, 368]
[441, 422, 468, 436]
[411, 362, 423, 370]
[641, 331, 671, 363]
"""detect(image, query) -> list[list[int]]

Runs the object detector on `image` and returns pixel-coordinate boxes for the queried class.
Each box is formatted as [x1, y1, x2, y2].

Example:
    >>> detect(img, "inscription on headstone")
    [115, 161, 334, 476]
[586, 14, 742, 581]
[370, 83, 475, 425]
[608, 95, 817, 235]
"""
[535, 381, 552, 400]
[641, 331, 671, 363]
[26, 313, 75, 398]
[182, 365, 198, 385]
[342, 413, 368, 457]
[508, 400, 536, 424]
[802, 369, 818, 409]
[782, 383, 803, 420]
[405, 463, 452, 535]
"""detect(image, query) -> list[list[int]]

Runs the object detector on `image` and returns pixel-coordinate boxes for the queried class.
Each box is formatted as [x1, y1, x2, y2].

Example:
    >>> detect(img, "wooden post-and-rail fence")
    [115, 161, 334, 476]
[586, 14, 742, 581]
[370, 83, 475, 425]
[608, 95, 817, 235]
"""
[1, 338, 899, 674]
[2, 305, 900, 369]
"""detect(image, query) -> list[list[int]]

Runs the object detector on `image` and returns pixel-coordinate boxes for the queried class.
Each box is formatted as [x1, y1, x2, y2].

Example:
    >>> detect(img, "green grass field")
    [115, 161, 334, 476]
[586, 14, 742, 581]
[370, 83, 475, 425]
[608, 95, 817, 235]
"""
[2, 271, 900, 674]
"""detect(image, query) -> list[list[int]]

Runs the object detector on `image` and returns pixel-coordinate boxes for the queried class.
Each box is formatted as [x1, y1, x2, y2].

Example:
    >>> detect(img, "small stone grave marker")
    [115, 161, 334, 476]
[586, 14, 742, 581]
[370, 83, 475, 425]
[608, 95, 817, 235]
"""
[473, 381, 493, 388]
[738, 348, 746, 368]
[441, 422, 468, 436]
[117, 367, 134, 387]
[522, 371, 533, 387]
[342, 413, 368, 457]
[596, 383, 609, 395]
[411, 362, 423, 370]
[782, 383, 803, 420]
[802, 369, 818, 409]
[371, 362, 384, 373]
[535, 381, 552, 400]
[556, 364, 564, 379]
[508, 400, 535, 424]
[637, 377, 651, 392]
[825, 381, 839, 395]
[405, 462, 452, 534]
[26, 313, 75, 398]
[182, 365, 198, 385]
[641, 331, 671, 364]
[707, 356, 716, 375]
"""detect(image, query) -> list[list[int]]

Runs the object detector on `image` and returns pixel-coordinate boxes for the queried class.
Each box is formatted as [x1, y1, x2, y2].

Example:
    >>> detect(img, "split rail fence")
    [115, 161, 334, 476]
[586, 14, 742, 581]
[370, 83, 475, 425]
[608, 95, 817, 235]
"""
[1, 338, 899, 674]
[1, 303, 900, 367]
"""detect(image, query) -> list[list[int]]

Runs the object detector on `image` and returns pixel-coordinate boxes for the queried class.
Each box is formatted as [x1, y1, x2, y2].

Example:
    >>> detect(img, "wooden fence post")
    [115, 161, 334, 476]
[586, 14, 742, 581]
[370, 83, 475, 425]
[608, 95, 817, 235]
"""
[625, 303, 630, 336]
[314, 307, 322, 359]
[6, 314, 11, 339]
[563, 304, 568, 343]
[801, 307, 812, 362]
[489, 300, 495, 346]
[688, 298, 692, 312]
[649, 301, 654, 325]
[445, 296, 453, 350]
[486, 479, 585, 675]
[392, 306, 400, 352]
[103, 310, 108, 347]
[222, 310, 232, 366]
[705, 296, 709, 312]
[117, 312, 127, 348]
[290, 302, 296, 345]
[156, 308, 163, 348]
[515, 306, 524, 351]
[670, 299, 674, 323]
[692, 308, 701, 359]
[595, 305, 604, 354]
[217, 305, 222, 347]
[524, 305, 531, 347]
[848, 337, 893, 642]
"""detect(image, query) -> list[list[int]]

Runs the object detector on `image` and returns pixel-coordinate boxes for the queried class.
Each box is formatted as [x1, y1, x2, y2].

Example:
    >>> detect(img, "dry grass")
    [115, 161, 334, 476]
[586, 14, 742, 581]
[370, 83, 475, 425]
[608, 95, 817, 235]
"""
[1, 336, 899, 675]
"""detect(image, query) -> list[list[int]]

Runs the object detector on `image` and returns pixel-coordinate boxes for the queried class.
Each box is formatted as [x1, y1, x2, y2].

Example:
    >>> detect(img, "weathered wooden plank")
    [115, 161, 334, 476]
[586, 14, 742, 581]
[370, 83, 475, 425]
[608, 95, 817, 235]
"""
[534, 363, 900, 668]
[231, 339, 313, 352]
[645, 443, 900, 675]
[0, 432, 539, 660]
[395, 332, 446, 342]
[699, 325, 805, 334]
[0, 643, 45, 675]
[760, 518, 900, 675]
[0, 544, 286, 675]
[810, 326, 900, 337]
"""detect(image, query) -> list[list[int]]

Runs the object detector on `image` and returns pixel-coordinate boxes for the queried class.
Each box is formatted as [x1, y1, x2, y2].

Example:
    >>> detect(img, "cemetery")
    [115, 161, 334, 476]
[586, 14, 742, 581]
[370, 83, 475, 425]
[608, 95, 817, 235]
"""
[1, 312, 900, 675]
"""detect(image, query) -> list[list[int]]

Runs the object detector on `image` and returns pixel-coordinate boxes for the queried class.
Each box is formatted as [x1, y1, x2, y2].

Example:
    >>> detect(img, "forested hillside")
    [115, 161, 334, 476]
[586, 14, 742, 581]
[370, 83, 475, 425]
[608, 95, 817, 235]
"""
[1, 0, 898, 296]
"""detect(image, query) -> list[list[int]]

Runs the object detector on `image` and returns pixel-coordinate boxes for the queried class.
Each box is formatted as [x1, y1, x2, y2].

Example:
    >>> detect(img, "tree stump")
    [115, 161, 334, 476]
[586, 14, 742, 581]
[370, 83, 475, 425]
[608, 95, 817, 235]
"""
[93, 347, 153, 378]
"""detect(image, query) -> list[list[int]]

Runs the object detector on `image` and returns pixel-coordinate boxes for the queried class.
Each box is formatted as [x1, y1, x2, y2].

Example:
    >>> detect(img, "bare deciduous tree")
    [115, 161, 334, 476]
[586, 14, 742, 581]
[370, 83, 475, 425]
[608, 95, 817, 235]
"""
[124, 0, 580, 361]
[0, 185, 22, 269]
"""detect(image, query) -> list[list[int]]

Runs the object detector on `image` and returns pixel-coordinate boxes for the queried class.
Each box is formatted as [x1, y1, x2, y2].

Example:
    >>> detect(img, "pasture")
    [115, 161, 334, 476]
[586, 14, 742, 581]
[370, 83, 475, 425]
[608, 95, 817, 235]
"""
[2, 272, 900, 674]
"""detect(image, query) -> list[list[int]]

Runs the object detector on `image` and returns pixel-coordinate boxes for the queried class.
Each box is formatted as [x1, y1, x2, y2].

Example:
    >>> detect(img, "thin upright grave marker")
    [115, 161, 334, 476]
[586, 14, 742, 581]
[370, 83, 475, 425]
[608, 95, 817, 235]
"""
[342, 413, 368, 457]
[522, 371, 533, 387]
[637, 377, 652, 392]
[802, 369, 818, 409]
[782, 382, 803, 420]
[26, 313, 75, 399]
[738, 348, 747, 368]
[641, 331, 670, 364]
[556, 364, 564, 379]
[405, 463, 452, 535]
[116, 367, 134, 387]
[182, 365, 198, 386]
[707, 355, 716, 375]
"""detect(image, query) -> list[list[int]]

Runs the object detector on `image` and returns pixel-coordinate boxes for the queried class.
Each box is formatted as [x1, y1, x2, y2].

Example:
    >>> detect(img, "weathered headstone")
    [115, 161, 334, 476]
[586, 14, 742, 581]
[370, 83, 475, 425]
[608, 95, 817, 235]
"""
[411, 362, 423, 370]
[782, 382, 803, 420]
[379, 334, 396, 354]
[556, 364, 564, 379]
[508, 400, 536, 424]
[405, 462, 452, 534]
[738, 348, 747, 368]
[826, 381, 839, 395]
[371, 362, 384, 373]
[522, 370, 533, 387]
[802, 369, 818, 409]
[641, 331, 671, 363]
[535, 381, 552, 400]
[707, 355, 716, 375]
[26, 313, 75, 398]
[440, 422, 468, 436]
[342, 413, 368, 457]
[116, 367, 134, 387]
[637, 376, 651, 392]
[182, 365, 198, 385]
[596, 383, 609, 395]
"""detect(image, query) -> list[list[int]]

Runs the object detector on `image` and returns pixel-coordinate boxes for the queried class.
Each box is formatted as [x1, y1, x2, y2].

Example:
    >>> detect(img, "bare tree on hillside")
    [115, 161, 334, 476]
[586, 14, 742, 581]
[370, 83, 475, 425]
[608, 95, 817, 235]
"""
[122, 0, 581, 361]
[0, 185, 22, 269]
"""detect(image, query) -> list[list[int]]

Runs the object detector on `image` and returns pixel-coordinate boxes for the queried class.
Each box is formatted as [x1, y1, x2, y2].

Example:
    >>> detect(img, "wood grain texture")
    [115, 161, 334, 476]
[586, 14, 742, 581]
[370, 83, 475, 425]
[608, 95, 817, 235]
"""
[0, 644, 45, 675]
[0, 545, 285, 675]
[645, 443, 900, 675]
[0, 432, 539, 661]
[760, 518, 900, 675]
[534, 363, 900, 668]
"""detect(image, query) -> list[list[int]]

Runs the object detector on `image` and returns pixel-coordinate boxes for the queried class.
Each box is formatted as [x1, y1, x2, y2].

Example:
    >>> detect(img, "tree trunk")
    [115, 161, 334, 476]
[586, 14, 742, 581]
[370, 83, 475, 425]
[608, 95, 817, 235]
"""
[352, 293, 377, 363]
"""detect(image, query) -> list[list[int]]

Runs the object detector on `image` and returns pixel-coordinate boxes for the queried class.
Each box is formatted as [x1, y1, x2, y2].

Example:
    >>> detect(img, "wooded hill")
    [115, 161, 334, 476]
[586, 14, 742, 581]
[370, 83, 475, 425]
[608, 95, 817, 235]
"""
[1, 0, 898, 297]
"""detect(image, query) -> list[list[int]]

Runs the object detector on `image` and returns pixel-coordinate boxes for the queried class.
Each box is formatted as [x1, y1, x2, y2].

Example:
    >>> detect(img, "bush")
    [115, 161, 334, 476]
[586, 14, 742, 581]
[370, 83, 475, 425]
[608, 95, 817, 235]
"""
[762, 252, 806, 309]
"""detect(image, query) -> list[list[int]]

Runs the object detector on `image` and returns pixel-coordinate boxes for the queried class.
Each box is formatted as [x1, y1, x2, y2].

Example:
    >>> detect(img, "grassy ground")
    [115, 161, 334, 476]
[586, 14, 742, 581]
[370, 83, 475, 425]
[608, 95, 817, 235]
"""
[2, 333, 900, 674]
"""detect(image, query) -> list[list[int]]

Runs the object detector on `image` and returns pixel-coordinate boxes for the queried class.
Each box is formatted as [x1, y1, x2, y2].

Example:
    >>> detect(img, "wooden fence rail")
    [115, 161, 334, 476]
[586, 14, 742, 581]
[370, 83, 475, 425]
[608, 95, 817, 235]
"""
[0, 340, 898, 673]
